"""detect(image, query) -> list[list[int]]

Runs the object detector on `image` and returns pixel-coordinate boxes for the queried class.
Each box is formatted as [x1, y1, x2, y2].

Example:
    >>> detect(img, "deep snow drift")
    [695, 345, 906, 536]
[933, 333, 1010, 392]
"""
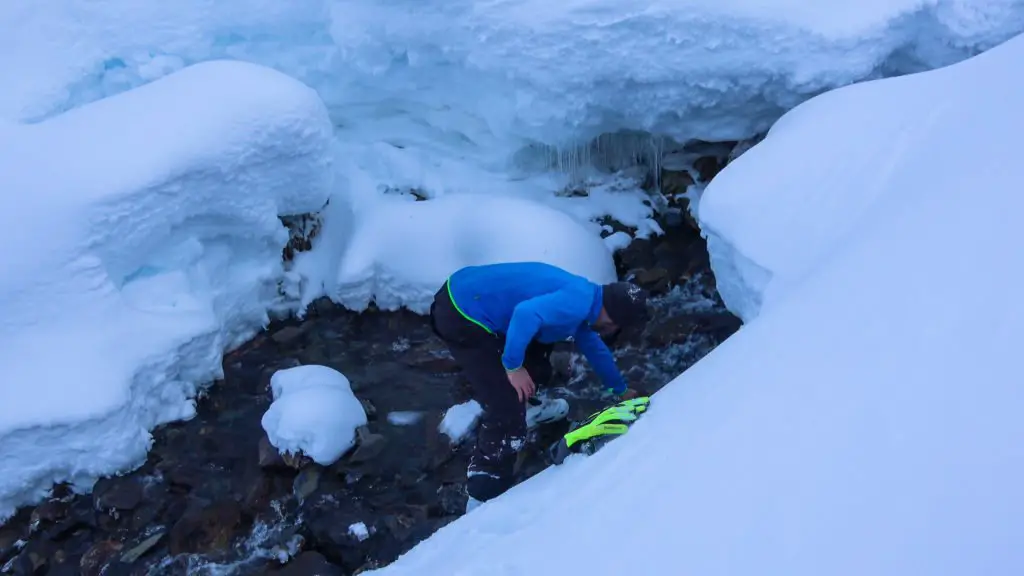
[367, 32, 1024, 576]
[0, 60, 333, 521]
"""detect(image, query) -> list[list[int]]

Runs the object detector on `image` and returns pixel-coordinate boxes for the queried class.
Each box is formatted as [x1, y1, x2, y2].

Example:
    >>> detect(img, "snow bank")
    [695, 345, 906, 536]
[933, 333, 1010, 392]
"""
[262, 365, 367, 464]
[4, 0, 1023, 143]
[299, 194, 619, 314]
[5, 0, 1024, 202]
[367, 32, 1024, 576]
[0, 59, 333, 521]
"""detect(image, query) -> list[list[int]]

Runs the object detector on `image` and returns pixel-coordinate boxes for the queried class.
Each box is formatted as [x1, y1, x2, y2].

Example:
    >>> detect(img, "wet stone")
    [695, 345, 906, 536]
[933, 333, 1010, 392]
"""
[271, 324, 308, 345]
[360, 398, 378, 419]
[258, 434, 288, 469]
[398, 340, 460, 373]
[30, 498, 69, 526]
[632, 267, 671, 294]
[274, 551, 345, 576]
[167, 499, 243, 556]
[93, 476, 143, 511]
[79, 539, 122, 576]
[348, 427, 388, 464]
[120, 530, 165, 563]
[293, 466, 322, 504]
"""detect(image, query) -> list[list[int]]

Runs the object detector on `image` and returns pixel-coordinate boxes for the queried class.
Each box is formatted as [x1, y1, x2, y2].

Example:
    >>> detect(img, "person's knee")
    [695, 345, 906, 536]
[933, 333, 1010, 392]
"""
[466, 470, 515, 502]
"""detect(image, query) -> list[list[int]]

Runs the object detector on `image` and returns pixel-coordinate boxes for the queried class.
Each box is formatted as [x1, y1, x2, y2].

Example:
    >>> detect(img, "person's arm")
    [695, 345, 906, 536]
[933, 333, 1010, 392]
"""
[502, 281, 592, 372]
[572, 328, 627, 395]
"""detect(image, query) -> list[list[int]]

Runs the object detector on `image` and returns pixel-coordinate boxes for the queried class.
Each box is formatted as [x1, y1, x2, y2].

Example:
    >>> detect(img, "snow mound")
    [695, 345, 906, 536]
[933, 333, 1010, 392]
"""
[439, 401, 483, 444]
[366, 32, 1024, 576]
[261, 365, 368, 465]
[0, 59, 333, 521]
[304, 194, 619, 314]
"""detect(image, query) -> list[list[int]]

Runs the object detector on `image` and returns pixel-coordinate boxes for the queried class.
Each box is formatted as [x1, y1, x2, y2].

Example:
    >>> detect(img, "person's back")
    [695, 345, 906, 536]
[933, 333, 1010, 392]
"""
[447, 261, 600, 336]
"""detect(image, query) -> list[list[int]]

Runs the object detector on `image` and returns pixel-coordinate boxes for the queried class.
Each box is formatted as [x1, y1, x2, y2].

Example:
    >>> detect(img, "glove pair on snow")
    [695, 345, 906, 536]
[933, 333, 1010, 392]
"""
[548, 396, 651, 465]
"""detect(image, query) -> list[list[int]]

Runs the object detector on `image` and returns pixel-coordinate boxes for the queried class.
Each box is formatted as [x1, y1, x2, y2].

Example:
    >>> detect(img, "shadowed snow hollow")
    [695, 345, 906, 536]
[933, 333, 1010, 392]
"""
[364, 32, 1024, 576]
[0, 60, 333, 521]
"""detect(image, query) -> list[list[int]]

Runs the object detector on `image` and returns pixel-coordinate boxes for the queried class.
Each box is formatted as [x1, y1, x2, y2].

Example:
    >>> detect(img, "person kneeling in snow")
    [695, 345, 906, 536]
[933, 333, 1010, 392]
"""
[429, 261, 650, 508]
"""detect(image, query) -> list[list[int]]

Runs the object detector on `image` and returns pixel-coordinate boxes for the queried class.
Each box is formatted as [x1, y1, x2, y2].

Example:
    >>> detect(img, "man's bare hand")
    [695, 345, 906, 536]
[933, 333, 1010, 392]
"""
[507, 368, 536, 402]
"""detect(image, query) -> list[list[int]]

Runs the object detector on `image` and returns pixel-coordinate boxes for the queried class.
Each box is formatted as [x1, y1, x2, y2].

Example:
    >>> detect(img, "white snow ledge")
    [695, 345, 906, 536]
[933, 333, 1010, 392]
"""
[0, 60, 334, 522]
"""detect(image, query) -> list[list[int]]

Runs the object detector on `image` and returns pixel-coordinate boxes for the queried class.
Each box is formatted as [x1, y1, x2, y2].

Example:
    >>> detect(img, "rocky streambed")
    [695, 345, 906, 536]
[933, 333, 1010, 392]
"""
[0, 141, 749, 576]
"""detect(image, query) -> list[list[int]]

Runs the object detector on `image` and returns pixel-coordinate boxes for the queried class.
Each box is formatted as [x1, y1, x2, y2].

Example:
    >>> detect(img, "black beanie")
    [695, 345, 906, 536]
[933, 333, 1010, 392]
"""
[602, 282, 650, 328]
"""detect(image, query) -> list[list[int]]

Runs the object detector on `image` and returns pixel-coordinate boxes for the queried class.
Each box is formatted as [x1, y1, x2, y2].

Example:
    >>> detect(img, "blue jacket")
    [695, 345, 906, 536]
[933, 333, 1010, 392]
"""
[447, 261, 627, 394]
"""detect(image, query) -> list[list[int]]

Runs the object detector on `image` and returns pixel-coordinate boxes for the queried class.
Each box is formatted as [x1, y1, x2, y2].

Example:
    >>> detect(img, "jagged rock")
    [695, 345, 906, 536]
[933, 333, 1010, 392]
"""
[271, 325, 308, 345]
[632, 267, 670, 294]
[398, 340, 460, 373]
[168, 499, 242, 556]
[293, 467, 322, 504]
[45, 499, 97, 542]
[359, 398, 378, 420]
[660, 168, 694, 196]
[615, 238, 657, 274]
[79, 540, 122, 576]
[434, 484, 467, 517]
[348, 427, 388, 464]
[166, 465, 203, 494]
[282, 451, 314, 469]
[310, 296, 339, 317]
[726, 134, 764, 164]
[280, 212, 323, 263]
[259, 435, 289, 469]
[7, 539, 51, 576]
[242, 472, 273, 512]
[120, 530, 165, 563]
[693, 155, 724, 182]
[30, 498, 69, 526]
[92, 476, 143, 512]
[646, 316, 696, 347]
[275, 551, 345, 576]
[128, 500, 163, 532]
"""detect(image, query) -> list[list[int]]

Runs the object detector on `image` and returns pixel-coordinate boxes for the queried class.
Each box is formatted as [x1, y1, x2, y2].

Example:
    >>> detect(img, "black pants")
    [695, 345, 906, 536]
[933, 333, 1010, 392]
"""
[430, 282, 554, 502]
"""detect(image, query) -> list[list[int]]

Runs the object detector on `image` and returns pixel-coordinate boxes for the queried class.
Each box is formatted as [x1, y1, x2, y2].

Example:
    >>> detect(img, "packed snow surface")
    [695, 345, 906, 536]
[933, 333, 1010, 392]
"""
[0, 59, 333, 521]
[367, 33, 1024, 576]
[261, 365, 368, 464]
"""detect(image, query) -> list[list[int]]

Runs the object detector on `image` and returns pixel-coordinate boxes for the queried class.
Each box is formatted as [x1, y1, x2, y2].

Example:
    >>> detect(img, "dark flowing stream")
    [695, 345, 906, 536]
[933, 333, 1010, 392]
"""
[0, 146, 745, 576]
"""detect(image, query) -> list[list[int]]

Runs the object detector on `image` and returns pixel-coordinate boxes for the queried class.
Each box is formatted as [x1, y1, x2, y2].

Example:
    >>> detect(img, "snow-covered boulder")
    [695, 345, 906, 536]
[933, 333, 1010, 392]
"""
[302, 193, 619, 314]
[261, 365, 368, 465]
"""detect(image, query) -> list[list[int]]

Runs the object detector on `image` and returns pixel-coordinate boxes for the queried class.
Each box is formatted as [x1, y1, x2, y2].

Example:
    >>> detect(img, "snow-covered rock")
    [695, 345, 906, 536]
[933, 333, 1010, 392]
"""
[262, 365, 368, 465]
[298, 193, 619, 314]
